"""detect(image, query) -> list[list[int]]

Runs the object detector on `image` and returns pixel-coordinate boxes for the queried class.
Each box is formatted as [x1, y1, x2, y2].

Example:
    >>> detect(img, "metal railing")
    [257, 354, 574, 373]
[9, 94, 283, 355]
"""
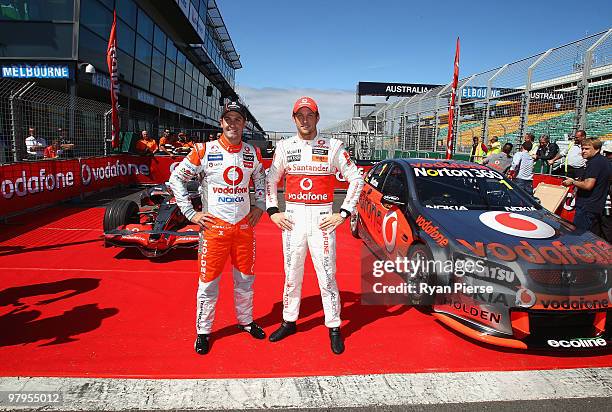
[323, 29, 612, 160]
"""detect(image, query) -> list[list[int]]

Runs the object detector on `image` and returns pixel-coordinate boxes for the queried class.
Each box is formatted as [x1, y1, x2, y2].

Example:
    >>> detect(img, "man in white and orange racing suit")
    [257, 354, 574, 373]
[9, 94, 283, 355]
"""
[168, 102, 266, 355]
[265, 96, 364, 354]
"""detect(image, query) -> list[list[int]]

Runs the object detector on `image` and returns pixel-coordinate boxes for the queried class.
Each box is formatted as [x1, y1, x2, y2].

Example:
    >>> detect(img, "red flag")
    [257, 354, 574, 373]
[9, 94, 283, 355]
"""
[446, 37, 460, 160]
[107, 10, 120, 149]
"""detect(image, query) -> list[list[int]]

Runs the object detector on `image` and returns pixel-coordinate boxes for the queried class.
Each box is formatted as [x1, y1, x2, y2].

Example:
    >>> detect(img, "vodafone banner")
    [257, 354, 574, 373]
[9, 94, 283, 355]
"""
[1, 156, 152, 216]
[0, 159, 81, 214]
[1, 155, 372, 217]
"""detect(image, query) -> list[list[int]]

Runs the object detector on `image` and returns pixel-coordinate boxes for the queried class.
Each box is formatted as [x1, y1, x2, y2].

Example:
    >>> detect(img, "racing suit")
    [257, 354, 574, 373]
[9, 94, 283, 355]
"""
[266, 135, 364, 327]
[169, 135, 266, 334]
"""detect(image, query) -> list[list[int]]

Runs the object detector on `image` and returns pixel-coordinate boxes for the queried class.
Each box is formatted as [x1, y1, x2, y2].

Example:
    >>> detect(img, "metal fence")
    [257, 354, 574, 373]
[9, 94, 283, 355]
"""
[0, 78, 113, 163]
[322, 29, 612, 160]
[0, 78, 277, 164]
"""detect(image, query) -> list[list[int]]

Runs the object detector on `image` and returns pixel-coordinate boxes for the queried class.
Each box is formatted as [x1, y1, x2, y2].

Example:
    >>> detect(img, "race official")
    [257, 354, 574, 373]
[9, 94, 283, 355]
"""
[563, 138, 611, 235]
[551, 130, 587, 177]
[469, 136, 488, 164]
[265, 97, 364, 355]
[168, 102, 267, 355]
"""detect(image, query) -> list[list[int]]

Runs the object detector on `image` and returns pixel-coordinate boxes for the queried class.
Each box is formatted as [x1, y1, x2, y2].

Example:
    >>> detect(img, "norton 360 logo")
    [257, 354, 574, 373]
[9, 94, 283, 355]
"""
[479, 211, 555, 239]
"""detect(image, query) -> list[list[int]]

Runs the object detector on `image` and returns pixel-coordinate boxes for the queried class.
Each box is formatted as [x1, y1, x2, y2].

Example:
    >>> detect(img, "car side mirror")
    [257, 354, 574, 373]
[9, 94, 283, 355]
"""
[382, 194, 406, 208]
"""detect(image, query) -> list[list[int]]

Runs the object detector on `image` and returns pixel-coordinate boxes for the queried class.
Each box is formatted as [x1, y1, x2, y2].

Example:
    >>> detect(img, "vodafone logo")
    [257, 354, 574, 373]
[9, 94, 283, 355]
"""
[223, 166, 244, 185]
[244, 146, 251, 152]
[301, 98, 309, 104]
[479, 212, 555, 239]
[300, 178, 313, 190]
[515, 288, 536, 308]
[317, 139, 325, 145]
[382, 211, 398, 253]
[563, 191, 576, 211]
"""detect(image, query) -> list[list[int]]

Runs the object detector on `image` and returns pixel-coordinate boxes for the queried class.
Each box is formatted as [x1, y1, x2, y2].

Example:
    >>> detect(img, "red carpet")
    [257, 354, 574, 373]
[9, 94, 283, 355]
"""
[0, 206, 611, 378]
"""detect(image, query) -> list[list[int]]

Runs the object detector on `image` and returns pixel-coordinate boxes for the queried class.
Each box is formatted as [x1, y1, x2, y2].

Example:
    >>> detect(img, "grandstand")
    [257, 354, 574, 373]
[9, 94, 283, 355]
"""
[322, 29, 612, 160]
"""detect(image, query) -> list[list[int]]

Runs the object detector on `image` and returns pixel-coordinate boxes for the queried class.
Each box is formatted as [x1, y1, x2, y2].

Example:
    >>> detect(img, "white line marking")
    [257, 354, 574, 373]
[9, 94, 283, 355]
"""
[0, 368, 610, 410]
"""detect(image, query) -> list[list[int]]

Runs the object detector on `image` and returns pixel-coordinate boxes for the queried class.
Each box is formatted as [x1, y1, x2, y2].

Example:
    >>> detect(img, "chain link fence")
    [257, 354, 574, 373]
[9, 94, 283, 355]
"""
[323, 29, 612, 161]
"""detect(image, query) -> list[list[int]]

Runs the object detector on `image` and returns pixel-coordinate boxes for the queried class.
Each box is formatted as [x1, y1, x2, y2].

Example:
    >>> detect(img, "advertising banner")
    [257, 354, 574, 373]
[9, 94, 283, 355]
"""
[1, 155, 374, 217]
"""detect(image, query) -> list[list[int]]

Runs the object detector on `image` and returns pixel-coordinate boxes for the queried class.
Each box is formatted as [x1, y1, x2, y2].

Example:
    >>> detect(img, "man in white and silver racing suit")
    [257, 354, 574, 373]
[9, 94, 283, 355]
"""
[169, 102, 266, 355]
[266, 96, 364, 354]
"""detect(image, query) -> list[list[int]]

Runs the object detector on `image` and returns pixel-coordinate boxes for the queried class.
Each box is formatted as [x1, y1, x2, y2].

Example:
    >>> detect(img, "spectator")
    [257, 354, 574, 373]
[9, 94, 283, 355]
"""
[483, 142, 513, 174]
[178, 132, 194, 149]
[488, 136, 501, 155]
[44, 140, 62, 159]
[523, 133, 538, 159]
[173, 132, 194, 155]
[135, 130, 158, 155]
[535, 134, 559, 174]
[601, 141, 612, 242]
[57, 128, 75, 158]
[159, 130, 181, 155]
[207, 133, 215, 142]
[550, 130, 587, 177]
[469, 136, 488, 164]
[510, 141, 534, 195]
[562, 138, 611, 235]
[25, 127, 46, 159]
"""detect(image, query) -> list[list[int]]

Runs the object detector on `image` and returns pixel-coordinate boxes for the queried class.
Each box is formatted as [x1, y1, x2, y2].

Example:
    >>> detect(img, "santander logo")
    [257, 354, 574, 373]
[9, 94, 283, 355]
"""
[382, 211, 398, 253]
[223, 166, 243, 185]
[479, 211, 555, 239]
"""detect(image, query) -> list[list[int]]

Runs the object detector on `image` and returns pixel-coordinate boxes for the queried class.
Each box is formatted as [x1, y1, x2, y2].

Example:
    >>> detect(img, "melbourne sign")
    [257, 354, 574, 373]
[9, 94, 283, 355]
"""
[1, 63, 72, 79]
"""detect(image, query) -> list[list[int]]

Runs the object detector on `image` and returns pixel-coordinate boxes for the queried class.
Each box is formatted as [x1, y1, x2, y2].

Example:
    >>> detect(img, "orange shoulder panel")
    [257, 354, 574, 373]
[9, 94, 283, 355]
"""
[186, 142, 206, 165]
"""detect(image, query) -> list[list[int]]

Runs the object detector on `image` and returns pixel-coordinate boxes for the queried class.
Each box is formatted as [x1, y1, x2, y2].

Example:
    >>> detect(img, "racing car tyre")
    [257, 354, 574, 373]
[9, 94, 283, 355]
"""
[349, 211, 360, 239]
[406, 244, 435, 306]
[103, 199, 139, 232]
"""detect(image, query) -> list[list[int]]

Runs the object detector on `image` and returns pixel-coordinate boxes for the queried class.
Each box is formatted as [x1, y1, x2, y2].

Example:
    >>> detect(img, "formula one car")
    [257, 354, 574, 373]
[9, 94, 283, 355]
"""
[353, 158, 612, 351]
[103, 183, 201, 257]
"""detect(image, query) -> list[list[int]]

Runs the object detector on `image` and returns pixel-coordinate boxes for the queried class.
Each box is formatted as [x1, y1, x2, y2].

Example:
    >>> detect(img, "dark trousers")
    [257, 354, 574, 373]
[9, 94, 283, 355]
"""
[573, 206, 602, 236]
[601, 214, 612, 243]
[564, 166, 585, 179]
[515, 178, 533, 196]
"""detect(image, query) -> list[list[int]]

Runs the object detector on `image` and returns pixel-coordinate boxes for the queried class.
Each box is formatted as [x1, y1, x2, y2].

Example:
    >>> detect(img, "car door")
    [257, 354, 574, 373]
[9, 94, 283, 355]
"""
[358, 161, 391, 252]
[378, 164, 415, 261]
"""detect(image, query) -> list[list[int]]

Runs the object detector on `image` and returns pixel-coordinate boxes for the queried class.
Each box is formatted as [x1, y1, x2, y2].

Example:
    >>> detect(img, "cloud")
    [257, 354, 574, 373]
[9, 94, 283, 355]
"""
[236, 85, 356, 132]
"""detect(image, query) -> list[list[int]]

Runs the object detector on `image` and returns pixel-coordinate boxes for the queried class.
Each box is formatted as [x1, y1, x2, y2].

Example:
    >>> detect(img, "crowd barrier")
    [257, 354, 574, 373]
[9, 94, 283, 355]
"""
[0, 155, 373, 218]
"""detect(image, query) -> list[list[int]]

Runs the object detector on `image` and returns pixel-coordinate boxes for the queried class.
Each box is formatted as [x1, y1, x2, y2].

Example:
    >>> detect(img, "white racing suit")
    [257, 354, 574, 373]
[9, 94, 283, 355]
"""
[266, 135, 364, 327]
[168, 135, 266, 334]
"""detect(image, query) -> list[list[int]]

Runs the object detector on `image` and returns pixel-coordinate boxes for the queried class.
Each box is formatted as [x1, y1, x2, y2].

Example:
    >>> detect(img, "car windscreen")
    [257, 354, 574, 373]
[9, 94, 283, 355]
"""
[410, 164, 540, 211]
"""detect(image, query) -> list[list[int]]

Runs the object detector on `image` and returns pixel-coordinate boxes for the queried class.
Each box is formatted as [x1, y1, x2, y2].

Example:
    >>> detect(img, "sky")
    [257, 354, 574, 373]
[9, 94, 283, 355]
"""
[219, 0, 612, 132]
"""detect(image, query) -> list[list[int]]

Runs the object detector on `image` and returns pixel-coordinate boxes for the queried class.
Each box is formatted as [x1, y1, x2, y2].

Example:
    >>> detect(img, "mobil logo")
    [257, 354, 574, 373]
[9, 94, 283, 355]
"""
[515, 287, 536, 308]
[223, 166, 244, 185]
[382, 210, 398, 253]
[479, 211, 555, 239]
